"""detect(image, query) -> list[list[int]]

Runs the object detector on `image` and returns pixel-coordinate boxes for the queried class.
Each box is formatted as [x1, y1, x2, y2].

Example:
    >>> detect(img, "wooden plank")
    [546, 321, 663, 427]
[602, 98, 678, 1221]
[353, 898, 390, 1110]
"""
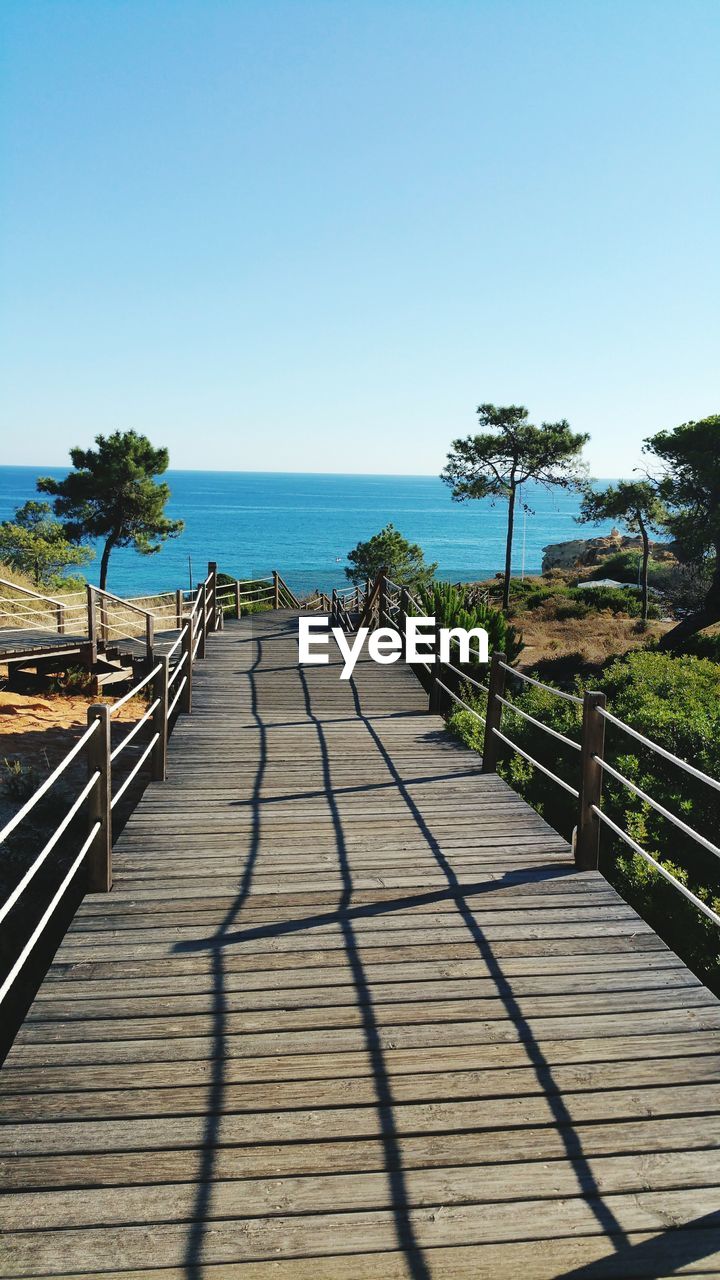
[2, 610, 719, 1279]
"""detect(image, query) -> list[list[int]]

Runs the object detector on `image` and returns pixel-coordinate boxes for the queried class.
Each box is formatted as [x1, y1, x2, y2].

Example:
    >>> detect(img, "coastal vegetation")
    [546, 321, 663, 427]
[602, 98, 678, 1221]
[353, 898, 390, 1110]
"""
[448, 649, 720, 992]
[441, 403, 589, 611]
[412, 580, 523, 665]
[345, 523, 437, 589]
[644, 414, 720, 647]
[577, 479, 667, 625]
[0, 501, 93, 588]
[38, 430, 183, 591]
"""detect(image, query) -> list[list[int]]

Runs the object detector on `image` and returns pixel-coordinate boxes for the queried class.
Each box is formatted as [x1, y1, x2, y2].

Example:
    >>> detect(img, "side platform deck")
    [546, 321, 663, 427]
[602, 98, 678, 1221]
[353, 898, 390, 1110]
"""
[1, 611, 720, 1278]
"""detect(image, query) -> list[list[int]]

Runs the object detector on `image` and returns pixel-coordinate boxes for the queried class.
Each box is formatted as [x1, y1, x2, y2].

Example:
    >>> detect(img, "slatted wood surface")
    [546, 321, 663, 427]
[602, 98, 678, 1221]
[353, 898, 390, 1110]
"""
[0, 631, 90, 662]
[2, 610, 720, 1278]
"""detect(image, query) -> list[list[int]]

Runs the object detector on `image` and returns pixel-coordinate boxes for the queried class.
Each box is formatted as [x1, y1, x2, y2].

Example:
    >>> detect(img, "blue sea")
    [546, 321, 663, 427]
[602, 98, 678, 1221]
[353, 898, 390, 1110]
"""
[0, 467, 629, 597]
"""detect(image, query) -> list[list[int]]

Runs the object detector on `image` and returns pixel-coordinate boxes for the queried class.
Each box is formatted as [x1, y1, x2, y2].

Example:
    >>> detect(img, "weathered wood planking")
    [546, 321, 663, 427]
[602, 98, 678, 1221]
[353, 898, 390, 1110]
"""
[2, 609, 720, 1279]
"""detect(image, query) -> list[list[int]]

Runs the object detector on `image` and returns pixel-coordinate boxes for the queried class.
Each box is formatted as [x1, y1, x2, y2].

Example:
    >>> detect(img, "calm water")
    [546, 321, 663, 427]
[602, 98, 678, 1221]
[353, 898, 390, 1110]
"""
[0, 467, 627, 597]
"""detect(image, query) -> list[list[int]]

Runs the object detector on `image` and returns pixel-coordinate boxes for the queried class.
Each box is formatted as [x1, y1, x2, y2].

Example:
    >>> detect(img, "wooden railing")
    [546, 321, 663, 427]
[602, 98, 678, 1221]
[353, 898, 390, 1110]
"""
[0, 577, 71, 635]
[362, 570, 720, 930]
[0, 564, 221, 1011]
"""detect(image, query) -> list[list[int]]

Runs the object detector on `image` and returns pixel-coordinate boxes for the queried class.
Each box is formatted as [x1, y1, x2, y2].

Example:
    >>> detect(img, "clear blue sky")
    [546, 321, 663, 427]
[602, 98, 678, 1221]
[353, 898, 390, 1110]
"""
[1, 0, 718, 476]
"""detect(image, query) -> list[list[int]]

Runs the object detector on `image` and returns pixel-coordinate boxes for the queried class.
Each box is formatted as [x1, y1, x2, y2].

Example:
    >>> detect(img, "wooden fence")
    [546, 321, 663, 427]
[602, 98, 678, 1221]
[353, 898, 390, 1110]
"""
[0, 562, 289, 1012]
[372, 571, 720, 930]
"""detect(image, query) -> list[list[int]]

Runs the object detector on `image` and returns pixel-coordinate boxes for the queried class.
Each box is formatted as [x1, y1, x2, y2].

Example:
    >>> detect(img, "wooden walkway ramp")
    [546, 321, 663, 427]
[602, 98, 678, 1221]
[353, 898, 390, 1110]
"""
[2, 611, 720, 1278]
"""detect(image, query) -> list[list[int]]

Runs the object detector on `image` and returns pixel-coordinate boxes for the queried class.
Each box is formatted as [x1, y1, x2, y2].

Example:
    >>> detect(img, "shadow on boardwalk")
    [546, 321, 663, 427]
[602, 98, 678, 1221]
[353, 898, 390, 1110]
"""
[177, 616, 630, 1277]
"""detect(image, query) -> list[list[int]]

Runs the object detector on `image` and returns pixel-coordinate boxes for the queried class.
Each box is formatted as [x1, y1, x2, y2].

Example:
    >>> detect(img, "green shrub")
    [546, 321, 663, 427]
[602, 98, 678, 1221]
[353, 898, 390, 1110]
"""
[570, 584, 661, 617]
[2, 758, 40, 802]
[414, 581, 524, 664]
[585, 550, 674, 589]
[47, 666, 96, 695]
[448, 649, 720, 992]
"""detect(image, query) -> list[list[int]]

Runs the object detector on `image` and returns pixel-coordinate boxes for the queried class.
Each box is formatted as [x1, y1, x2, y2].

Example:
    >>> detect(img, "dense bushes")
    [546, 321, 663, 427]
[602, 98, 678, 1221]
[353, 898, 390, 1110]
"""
[414, 581, 524, 664]
[586, 550, 675, 589]
[449, 649, 720, 992]
[508, 577, 661, 620]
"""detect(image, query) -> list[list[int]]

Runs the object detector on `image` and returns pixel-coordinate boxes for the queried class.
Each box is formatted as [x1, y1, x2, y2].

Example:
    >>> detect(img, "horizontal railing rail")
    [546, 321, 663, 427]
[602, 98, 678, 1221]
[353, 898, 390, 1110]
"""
[374, 582, 720, 928]
[0, 561, 221, 1013]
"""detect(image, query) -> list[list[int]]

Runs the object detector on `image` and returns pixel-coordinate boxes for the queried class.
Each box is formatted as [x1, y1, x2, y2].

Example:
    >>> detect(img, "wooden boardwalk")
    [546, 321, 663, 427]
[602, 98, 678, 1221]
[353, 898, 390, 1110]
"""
[2, 611, 720, 1278]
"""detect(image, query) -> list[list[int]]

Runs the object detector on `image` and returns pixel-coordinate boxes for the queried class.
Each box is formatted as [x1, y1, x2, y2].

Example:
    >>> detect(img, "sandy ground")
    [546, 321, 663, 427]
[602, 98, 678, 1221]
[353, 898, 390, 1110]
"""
[0, 686, 147, 828]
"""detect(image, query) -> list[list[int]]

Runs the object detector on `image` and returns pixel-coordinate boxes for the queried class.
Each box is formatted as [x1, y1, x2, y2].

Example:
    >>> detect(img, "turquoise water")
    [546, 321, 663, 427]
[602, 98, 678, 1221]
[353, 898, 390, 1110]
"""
[0, 466, 627, 597]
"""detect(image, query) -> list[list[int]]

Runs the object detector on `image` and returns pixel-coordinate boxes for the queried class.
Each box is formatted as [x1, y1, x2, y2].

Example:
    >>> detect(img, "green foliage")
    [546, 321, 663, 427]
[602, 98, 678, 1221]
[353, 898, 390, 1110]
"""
[578, 479, 667, 536]
[442, 403, 589, 610]
[511, 577, 660, 620]
[414, 580, 524, 664]
[679, 632, 720, 662]
[586, 550, 673, 589]
[2, 758, 40, 803]
[345, 524, 437, 588]
[645, 415, 720, 641]
[574, 584, 661, 619]
[0, 501, 93, 587]
[577, 479, 667, 624]
[38, 431, 184, 591]
[448, 649, 720, 991]
[47, 666, 96, 695]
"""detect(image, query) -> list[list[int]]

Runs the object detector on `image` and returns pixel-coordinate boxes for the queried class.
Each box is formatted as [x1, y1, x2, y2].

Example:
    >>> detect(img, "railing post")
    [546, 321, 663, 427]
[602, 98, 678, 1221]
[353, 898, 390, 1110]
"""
[152, 655, 169, 781]
[86, 704, 112, 893]
[482, 651, 507, 773]
[378, 568, 387, 627]
[234, 579, 241, 619]
[331, 588, 338, 626]
[86, 585, 96, 647]
[273, 570, 280, 609]
[175, 589, 183, 629]
[181, 622, 192, 712]
[208, 562, 218, 631]
[99, 592, 109, 645]
[197, 583, 207, 659]
[55, 602, 65, 635]
[145, 612, 154, 662]
[576, 691, 606, 870]
[428, 619, 442, 713]
[400, 587, 408, 656]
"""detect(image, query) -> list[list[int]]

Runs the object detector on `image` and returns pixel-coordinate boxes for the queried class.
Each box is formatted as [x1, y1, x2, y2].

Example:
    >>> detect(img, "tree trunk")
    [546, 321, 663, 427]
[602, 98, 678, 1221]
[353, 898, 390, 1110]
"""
[639, 518, 649, 626]
[99, 538, 114, 592]
[502, 484, 517, 613]
[660, 547, 720, 648]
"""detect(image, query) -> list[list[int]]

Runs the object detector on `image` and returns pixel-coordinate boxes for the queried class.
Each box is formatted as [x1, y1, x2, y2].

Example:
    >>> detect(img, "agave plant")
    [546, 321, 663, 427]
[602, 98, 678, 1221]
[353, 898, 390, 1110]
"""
[413, 581, 523, 665]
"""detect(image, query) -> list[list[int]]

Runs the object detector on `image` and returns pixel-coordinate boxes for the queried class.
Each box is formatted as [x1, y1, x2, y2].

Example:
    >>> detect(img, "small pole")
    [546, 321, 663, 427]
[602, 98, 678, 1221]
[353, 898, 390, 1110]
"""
[234, 579, 241, 619]
[145, 612, 154, 663]
[175, 589, 183, 629]
[378, 568, 387, 628]
[208, 561, 218, 632]
[331, 588, 338, 625]
[86, 585, 96, 647]
[152, 655, 169, 781]
[86, 704, 112, 893]
[273, 570, 280, 610]
[400, 587, 408, 656]
[482, 650, 507, 773]
[576, 691, 607, 870]
[181, 621, 192, 712]
[99, 593, 109, 646]
[197, 582, 207, 659]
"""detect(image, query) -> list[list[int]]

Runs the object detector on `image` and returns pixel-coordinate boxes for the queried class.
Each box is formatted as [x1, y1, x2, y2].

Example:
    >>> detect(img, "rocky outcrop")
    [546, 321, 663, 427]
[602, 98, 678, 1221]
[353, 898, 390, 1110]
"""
[541, 530, 670, 573]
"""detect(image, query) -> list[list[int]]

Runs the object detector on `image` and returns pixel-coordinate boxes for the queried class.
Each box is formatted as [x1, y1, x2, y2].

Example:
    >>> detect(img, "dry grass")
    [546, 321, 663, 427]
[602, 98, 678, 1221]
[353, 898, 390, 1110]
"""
[515, 607, 670, 671]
